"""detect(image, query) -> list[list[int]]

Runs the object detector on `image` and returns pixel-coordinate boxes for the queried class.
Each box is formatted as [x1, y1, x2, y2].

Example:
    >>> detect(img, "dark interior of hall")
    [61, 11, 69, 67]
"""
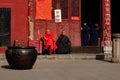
[111, 0, 120, 33]
[81, 0, 101, 26]
[81, 0, 120, 34]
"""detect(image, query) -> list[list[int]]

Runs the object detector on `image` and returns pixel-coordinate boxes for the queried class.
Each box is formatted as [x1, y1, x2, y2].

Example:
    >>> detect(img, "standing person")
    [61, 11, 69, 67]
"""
[56, 30, 71, 54]
[90, 23, 100, 46]
[81, 22, 90, 46]
[43, 29, 57, 55]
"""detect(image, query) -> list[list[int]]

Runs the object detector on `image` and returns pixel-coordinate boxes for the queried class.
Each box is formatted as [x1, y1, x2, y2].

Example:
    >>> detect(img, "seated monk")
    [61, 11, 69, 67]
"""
[56, 30, 71, 54]
[43, 29, 57, 55]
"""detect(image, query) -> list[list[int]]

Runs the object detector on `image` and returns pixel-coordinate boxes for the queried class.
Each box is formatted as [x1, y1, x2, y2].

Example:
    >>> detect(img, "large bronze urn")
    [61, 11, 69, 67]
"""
[5, 46, 37, 69]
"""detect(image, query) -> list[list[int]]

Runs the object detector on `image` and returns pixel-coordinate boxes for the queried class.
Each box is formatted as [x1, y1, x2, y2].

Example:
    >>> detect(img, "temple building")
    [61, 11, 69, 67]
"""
[0, 0, 112, 54]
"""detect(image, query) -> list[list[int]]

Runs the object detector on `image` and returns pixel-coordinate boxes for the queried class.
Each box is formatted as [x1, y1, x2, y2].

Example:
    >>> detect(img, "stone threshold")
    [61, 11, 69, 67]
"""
[0, 53, 112, 62]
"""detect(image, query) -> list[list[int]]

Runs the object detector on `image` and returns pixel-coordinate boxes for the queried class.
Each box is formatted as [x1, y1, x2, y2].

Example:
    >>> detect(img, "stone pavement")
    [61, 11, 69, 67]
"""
[0, 53, 120, 80]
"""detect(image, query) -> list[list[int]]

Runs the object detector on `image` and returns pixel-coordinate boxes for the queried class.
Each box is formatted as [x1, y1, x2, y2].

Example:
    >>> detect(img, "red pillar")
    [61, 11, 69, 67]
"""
[102, 0, 111, 46]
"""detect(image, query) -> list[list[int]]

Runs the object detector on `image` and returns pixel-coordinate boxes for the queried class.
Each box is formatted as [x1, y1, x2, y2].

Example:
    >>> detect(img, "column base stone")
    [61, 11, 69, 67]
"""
[111, 58, 120, 63]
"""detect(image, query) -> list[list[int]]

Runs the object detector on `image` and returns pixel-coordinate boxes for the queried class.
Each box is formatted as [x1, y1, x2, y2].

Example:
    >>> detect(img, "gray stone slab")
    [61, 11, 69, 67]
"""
[0, 59, 120, 80]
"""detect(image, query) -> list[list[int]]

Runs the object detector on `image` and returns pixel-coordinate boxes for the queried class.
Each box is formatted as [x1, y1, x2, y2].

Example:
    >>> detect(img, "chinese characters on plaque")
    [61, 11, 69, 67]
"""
[54, 9, 62, 23]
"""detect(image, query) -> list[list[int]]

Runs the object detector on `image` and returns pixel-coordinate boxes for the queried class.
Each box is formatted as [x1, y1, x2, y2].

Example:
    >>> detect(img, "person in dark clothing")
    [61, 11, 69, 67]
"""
[90, 23, 100, 46]
[56, 30, 71, 54]
[81, 22, 90, 46]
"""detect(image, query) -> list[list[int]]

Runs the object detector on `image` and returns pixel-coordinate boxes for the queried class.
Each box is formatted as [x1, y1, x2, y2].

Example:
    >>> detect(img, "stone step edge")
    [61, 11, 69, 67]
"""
[0, 53, 112, 62]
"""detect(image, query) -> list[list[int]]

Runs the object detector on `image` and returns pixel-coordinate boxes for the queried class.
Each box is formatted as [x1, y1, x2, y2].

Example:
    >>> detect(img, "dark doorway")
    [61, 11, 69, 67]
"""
[111, 1, 120, 33]
[81, 0, 101, 25]
[81, 0, 101, 46]
[0, 8, 11, 46]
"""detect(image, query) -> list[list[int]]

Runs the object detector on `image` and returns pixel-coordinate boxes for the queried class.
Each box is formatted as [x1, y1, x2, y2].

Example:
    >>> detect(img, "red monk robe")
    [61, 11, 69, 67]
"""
[43, 29, 57, 55]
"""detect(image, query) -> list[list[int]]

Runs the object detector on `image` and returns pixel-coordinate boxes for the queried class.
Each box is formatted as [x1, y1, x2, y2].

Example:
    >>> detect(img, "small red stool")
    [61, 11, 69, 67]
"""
[29, 40, 42, 54]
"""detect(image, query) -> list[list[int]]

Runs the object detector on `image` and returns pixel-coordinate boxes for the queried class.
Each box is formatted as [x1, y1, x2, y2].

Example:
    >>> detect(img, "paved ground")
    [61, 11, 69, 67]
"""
[0, 59, 120, 80]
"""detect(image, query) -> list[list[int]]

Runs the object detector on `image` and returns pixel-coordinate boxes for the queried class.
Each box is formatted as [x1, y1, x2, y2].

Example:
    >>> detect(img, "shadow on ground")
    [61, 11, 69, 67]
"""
[1, 65, 11, 69]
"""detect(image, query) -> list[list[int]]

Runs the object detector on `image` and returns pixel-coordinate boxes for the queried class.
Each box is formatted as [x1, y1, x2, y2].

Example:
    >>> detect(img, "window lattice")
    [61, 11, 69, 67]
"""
[52, 0, 57, 19]
[71, 0, 79, 16]
[52, 0, 80, 19]
[60, 0, 68, 19]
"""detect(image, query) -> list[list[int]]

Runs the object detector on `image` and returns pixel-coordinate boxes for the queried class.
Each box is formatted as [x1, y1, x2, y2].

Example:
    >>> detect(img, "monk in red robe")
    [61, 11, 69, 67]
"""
[43, 29, 57, 55]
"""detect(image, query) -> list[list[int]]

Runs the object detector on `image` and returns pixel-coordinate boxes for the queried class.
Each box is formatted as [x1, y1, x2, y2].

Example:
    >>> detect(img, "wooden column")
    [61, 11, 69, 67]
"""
[102, 0, 112, 54]
[102, 0, 111, 45]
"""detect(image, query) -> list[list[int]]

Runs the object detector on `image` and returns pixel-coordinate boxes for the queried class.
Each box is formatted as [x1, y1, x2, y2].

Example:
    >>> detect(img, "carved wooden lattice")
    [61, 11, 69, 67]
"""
[0, 8, 10, 46]
[60, 0, 68, 19]
[52, 0, 57, 19]
[71, 0, 79, 16]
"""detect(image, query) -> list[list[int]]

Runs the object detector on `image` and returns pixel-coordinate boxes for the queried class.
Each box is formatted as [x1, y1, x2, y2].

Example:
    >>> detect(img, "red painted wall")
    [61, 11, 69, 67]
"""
[0, 0, 29, 46]
[34, 20, 81, 47]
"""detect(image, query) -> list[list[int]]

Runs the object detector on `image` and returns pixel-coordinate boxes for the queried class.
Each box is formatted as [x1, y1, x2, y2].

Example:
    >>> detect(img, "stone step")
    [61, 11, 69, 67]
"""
[71, 46, 103, 53]
[0, 53, 112, 62]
